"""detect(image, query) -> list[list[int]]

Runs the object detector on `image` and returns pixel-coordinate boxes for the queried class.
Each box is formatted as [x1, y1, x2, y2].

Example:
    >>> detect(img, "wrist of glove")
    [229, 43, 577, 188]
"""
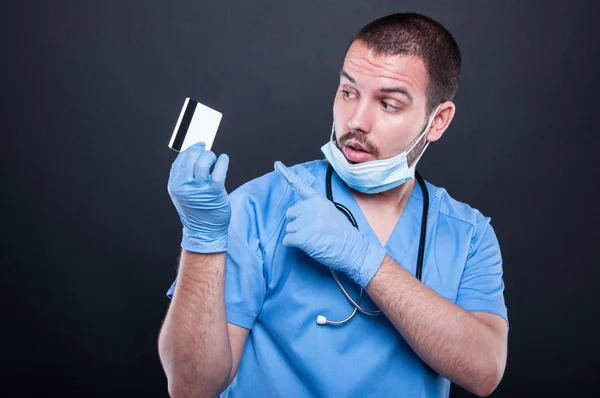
[181, 227, 228, 253]
[338, 229, 386, 288]
[176, 186, 231, 253]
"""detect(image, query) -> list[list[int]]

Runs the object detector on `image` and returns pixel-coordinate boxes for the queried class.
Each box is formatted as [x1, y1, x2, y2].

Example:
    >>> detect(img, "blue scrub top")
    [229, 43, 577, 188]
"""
[167, 160, 508, 397]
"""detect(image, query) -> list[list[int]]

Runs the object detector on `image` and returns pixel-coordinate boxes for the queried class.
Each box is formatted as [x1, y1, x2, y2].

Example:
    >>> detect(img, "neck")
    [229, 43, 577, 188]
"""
[350, 178, 417, 211]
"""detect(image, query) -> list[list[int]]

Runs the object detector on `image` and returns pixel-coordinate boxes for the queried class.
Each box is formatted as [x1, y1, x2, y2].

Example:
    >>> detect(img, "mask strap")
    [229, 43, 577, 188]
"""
[406, 104, 441, 154]
[330, 123, 337, 144]
[411, 140, 431, 169]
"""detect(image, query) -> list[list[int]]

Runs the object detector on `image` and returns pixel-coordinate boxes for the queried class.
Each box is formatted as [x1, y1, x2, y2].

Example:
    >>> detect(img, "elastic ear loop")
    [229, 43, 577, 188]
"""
[407, 104, 441, 168]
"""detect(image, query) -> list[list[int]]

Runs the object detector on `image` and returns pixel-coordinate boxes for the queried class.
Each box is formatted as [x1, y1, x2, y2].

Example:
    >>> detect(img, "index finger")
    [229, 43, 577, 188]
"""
[274, 161, 316, 199]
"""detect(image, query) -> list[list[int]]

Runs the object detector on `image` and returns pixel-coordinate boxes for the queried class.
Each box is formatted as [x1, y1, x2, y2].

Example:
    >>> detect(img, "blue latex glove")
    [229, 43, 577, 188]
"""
[274, 161, 386, 288]
[167, 141, 231, 253]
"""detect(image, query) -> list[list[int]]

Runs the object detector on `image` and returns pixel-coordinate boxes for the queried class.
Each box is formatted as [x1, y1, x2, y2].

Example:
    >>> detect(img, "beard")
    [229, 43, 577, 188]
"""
[334, 115, 429, 165]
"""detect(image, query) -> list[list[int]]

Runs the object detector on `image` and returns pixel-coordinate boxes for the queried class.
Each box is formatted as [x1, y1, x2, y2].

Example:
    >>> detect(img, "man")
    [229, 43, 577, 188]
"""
[158, 13, 508, 398]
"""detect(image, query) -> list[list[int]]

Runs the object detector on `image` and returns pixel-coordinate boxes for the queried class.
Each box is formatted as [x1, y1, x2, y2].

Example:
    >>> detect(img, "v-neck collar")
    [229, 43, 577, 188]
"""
[328, 167, 426, 268]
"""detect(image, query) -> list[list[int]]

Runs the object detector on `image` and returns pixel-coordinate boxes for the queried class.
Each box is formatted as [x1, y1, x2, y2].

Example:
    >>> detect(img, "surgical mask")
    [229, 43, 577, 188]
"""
[321, 104, 441, 194]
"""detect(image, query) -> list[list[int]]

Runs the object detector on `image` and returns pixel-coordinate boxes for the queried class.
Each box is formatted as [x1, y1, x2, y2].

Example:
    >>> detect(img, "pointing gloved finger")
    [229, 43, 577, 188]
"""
[194, 150, 218, 183]
[211, 153, 230, 189]
[180, 142, 206, 181]
[274, 161, 319, 199]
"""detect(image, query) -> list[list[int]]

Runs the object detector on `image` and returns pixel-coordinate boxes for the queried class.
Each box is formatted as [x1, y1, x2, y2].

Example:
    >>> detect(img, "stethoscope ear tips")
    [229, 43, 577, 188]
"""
[316, 315, 328, 325]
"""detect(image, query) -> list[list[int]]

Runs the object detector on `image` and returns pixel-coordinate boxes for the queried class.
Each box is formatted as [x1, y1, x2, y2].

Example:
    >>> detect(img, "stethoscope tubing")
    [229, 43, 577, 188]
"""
[320, 164, 429, 325]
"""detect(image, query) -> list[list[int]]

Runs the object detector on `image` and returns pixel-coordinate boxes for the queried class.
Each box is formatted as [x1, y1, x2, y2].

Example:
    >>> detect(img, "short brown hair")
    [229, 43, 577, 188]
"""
[348, 13, 462, 117]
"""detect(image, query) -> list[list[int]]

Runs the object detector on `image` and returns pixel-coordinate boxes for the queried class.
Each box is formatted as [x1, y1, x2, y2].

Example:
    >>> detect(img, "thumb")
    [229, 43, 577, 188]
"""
[210, 153, 230, 189]
[274, 161, 317, 199]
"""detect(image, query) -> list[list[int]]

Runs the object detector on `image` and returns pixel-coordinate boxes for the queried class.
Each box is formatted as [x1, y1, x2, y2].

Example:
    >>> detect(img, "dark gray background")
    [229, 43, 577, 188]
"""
[2, 0, 599, 397]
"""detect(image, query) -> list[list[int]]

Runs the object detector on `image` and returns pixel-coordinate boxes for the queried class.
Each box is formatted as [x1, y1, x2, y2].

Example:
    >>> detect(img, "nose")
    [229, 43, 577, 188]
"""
[346, 99, 372, 134]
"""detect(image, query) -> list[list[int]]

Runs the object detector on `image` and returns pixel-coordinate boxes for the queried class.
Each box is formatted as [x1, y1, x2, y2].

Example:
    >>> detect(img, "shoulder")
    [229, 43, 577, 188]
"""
[425, 180, 496, 253]
[230, 159, 325, 205]
[228, 160, 327, 241]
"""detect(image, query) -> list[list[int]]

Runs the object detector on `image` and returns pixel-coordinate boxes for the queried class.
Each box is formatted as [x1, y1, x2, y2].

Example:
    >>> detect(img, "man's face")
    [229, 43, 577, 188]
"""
[333, 40, 431, 164]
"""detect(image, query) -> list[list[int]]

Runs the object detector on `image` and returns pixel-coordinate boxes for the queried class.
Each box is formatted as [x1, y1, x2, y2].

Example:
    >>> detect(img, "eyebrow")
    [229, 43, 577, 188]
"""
[340, 69, 414, 104]
[380, 86, 414, 104]
[341, 70, 356, 84]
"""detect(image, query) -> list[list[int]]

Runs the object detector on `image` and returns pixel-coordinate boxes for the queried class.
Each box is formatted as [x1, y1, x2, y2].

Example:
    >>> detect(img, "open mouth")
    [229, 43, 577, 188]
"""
[343, 143, 371, 163]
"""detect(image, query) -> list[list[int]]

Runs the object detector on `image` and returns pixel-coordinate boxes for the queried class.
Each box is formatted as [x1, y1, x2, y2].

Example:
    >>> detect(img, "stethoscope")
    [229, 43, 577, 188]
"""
[316, 163, 429, 326]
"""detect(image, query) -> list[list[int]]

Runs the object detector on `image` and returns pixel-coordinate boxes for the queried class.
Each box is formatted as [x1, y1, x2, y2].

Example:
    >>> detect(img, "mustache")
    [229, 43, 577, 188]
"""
[337, 130, 381, 157]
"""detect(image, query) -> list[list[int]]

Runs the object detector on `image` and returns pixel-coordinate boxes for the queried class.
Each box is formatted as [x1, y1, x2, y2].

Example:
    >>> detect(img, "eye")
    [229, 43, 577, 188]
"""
[381, 101, 399, 112]
[341, 89, 356, 100]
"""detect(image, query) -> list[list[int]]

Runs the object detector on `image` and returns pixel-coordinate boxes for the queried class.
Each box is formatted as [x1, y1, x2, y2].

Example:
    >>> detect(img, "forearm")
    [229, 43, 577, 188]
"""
[158, 250, 232, 398]
[366, 256, 503, 396]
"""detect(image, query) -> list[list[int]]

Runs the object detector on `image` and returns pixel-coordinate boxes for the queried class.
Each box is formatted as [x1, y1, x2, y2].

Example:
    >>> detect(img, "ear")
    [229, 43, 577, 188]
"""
[427, 101, 456, 142]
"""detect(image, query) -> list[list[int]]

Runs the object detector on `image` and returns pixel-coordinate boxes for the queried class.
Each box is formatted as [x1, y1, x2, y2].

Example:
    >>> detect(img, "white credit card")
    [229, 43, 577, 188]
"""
[168, 97, 223, 152]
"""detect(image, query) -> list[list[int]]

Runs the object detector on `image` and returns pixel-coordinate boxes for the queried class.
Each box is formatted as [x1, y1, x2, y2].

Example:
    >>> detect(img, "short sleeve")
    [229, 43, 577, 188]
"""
[455, 215, 508, 326]
[166, 280, 176, 299]
[223, 223, 266, 330]
[164, 190, 267, 331]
